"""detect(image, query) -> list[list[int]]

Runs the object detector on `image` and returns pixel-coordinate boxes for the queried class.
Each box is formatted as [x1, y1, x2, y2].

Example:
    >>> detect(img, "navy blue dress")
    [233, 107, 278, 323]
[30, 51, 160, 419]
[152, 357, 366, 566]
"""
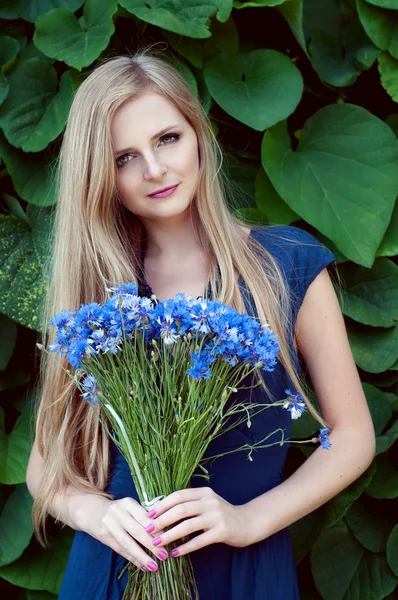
[59, 225, 336, 600]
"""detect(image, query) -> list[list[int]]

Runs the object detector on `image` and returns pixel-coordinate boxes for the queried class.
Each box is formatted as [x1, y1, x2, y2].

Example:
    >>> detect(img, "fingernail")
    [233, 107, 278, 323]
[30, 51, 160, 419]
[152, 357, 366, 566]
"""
[158, 550, 168, 560]
[171, 549, 179, 557]
[148, 509, 156, 518]
[152, 537, 162, 546]
[145, 524, 155, 533]
[141, 566, 148, 572]
[148, 561, 158, 572]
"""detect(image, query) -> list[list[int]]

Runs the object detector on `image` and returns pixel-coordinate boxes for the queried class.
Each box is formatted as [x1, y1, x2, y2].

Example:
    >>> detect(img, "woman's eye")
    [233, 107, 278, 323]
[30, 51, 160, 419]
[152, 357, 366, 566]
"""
[116, 133, 180, 168]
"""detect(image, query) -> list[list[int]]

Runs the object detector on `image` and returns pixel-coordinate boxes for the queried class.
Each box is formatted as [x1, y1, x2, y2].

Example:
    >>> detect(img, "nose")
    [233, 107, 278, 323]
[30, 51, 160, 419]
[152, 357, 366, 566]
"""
[143, 152, 167, 180]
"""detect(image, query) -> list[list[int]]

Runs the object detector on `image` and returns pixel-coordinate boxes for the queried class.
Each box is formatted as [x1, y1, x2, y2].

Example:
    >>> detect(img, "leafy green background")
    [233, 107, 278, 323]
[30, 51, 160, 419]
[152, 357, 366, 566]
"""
[0, 0, 397, 598]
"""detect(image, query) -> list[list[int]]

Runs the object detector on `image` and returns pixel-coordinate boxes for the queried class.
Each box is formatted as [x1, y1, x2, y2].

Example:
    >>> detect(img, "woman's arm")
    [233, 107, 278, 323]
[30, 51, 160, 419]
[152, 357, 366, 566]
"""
[142, 268, 376, 555]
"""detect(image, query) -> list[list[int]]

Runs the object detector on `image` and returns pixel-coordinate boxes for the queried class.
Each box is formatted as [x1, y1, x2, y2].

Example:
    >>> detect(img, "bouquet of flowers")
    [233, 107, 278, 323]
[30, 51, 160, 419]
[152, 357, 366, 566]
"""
[42, 283, 331, 600]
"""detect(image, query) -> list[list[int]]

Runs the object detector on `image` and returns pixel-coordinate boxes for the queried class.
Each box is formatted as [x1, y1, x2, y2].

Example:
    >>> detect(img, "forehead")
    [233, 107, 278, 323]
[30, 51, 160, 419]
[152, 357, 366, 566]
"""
[111, 92, 186, 147]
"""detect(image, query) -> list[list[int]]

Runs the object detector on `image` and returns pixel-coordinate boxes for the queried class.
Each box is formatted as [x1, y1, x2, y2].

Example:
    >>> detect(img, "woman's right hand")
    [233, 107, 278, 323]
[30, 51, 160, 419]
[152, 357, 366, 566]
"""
[77, 495, 167, 572]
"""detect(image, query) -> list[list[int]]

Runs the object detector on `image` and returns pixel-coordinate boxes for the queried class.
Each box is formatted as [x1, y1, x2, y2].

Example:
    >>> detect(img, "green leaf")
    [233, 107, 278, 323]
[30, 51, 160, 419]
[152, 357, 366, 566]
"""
[204, 49, 303, 131]
[387, 524, 398, 576]
[164, 16, 239, 69]
[27, 591, 58, 600]
[120, 0, 232, 38]
[375, 418, 398, 454]
[378, 199, 398, 257]
[233, 0, 287, 7]
[0, 205, 53, 330]
[174, 61, 198, 97]
[348, 323, 398, 373]
[3, 194, 29, 223]
[289, 505, 326, 563]
[0, 484, 34, 566]
[0, 314, 17, 370]
[364, 0, 398, 8]
[0, 131, 56, 207]
[0, 408, 32, 485]
[0, 528, 74, 595]
[385, 392, 398, 411]
[342, 15, 381, 71]
[357, 0, 398, 58]
[308, 31, 360, 87]
[261, 104, 398, 267]
[345, 501, 392, 553]
[278, 0, 307, 55]
[378, 52, 398, 102]
[255, 168, 299, 225]
[17, 0, 85, 23]
[363, 382, 393, 434]
[338, 258, 398, 327]
[0, 58, 74, 152]
[34, 0, 119, 70]
[0, 35, 20, 106]
[323, 462, 376, 527]
[366, 454, 398, 499]
[311, 520, 398, 600]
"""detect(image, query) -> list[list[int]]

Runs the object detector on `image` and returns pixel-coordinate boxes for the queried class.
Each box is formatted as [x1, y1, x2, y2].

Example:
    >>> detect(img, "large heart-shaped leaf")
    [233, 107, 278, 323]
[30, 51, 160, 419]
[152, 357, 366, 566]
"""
[378, 52, 398, 102]
[0, 484, 34, 566]
[0, 528, 74, 595]
[366, 454, 398, 499]
[363, 383, 393, 434]
[375, 419, 398, 454]
[16, 0, 85, 23]
[348, 323, 398, 372]
[120, 0, 232, 38]
[0, 58, 74, 152]
[344, 501, 392, 553]
[164, 16, 239, 69]
[0, 408, 32, 484]
[387, 524, 398, 576]
[311, 520, 398, 600]
[0, 314, 17, 370]
[357, 0, 398, 58]
[255, 168, 299, 225]
[337, 258, 398, 327]
[323, 463, 376, 528]
[364, 0, 398, 7]
[261, 104, 398, 266]
[278, 0, 307, 54]
[34, 0, 119, 70]
[378, 199, 398, 256]
[0, 132, 56, 207]
[0, 205, 53, 330]
[204, 49, 303, 131]
[289, 505, 326, 563]
[0, 35, 20, 106]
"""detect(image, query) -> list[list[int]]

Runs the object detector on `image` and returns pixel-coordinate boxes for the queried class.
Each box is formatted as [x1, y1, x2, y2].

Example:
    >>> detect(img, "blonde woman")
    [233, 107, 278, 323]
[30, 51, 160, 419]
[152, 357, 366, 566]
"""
[26, 47, 376, 600]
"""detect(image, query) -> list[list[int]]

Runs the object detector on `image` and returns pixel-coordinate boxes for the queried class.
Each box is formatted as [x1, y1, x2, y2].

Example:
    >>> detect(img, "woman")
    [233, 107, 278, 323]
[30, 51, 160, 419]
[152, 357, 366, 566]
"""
[26, 46, 376, 599]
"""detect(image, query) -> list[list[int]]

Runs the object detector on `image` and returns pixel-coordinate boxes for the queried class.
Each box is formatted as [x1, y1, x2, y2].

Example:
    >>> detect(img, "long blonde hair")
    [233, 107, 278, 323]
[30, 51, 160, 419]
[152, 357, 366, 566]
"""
[33, 45, 337, 545]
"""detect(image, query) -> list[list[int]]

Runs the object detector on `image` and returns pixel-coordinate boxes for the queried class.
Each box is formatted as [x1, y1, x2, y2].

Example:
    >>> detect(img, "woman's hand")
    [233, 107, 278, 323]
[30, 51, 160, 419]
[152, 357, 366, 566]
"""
[143, 487, 253, 557]
[76, 494, 168, 572]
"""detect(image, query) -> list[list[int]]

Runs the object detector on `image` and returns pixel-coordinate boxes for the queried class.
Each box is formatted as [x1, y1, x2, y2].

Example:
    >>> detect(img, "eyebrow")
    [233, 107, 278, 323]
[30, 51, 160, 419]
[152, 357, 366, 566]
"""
[114, 124, 181, 156]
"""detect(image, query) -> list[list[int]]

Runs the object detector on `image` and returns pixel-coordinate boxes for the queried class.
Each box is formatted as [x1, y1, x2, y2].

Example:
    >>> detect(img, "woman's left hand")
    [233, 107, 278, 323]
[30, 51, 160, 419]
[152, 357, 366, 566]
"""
[144, 487, 254, 557]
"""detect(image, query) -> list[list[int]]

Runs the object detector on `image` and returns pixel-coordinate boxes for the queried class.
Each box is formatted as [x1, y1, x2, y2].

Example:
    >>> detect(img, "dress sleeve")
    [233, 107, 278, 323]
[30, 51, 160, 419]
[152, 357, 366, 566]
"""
[254, 225, 336, 325]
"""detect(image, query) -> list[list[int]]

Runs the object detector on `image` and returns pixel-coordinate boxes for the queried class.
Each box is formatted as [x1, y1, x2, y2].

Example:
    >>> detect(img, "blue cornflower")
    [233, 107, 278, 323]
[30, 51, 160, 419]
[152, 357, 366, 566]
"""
[51, 309, 74, 329]
[81, 374, 100, 405]
[318, 428, 332, 450]
[283, 389, 307, 419]
[67, 338, 95, 369]
[156, 313, 180, 345]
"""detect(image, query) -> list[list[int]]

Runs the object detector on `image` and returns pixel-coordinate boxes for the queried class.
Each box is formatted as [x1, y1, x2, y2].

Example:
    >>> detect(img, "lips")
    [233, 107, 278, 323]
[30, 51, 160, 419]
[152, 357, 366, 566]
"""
[148, 184, 179, 197]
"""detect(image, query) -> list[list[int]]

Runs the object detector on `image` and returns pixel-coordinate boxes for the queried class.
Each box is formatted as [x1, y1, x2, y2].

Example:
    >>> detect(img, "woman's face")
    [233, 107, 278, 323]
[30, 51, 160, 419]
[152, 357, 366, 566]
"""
[111, 91, 200, 223]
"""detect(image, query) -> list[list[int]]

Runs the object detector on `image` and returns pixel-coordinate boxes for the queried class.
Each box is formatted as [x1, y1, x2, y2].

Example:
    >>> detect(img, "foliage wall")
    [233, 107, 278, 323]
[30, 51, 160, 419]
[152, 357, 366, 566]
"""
[0, 0, 398, 598]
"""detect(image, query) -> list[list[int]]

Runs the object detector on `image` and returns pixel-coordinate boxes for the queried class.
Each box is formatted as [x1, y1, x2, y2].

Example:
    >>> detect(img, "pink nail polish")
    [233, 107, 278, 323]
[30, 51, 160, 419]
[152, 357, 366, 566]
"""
[148, 561, 158, 572]
[148, 509, 156, 518]
[158, 550, 168, 560]
[171, 549, 179, 557]
[141, 566, 148, 572]
[152, 536, 162, 546]
[145, 524, 155, 533]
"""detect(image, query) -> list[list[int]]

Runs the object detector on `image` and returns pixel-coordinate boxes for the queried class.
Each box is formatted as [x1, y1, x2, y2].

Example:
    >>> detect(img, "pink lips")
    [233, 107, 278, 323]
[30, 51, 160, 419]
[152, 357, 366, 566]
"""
[149, 184, 179, 198]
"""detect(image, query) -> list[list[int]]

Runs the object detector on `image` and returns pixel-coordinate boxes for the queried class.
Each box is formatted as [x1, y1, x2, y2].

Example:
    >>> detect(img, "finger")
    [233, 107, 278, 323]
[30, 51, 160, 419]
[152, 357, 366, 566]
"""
[147, 488, 210, 518]
[146, 500, 204, 536]
[150, 516, 206, 548]
[107, 526, 160, 572]
[169, 529, 217, 557]
[118, 510, 169, 562]
[123, 498, 166, 538]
